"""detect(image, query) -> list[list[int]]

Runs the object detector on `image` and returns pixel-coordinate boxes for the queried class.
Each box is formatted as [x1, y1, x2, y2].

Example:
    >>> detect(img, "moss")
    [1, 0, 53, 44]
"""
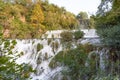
[49, 47, 89, 79]
[32, 41, 35, 45]
[52, 34, 54, 39]
[49, 51, 64, 68]
[37, 53, 42, 64]
[37, 43, 43, 52]
[44, 34, 48, 39]
[73, 30, 84, 40]
[37, 58, 42, 64]
[49, 60, 58, 69]
[20, 51, 24, 56]
[80, 43, 95, 54]
[54, 41, 59, 51]
[62, 75, 68, 80]
[44, 52, 48, 60]
[48, 38, 52, 45]
[51, 42, 55, 53]
[60, 31, 73, 42]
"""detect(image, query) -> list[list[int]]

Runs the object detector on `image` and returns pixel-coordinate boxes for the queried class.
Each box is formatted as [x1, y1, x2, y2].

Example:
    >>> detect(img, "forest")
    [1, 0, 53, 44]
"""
[0, 0, 95, 39]
[0, 0, 79, 39]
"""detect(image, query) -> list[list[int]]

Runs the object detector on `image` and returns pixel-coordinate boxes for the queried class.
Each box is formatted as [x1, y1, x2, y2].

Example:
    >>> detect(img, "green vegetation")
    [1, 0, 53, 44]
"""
[47, 38, 52, 45]
[50, 43, 119, 80]
[76, 11, 95, 29]
[49, 44, 95, 80]
[37, 53, 42, 64]
[51, 41, 59, 54]
[44, 52, 48, 60]
[0, 31, 33, 79]
[0, 0, 120, 80]
[92, 0, 120, 79]
[0, 0, 78, 39]
[73, 30, 84, 40]
[37, 43, 43, 52]
[60, 31, 73, 42]
[95, 0, 120, 68]
[54, 41, 59, 51]
[95, 0, 120, 48]
[77, 12, 88, 20]
[97, 25, 120, 48]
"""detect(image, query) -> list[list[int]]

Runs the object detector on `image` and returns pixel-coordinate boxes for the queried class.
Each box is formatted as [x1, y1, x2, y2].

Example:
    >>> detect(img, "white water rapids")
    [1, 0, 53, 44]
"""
[13, 29, 104, 80]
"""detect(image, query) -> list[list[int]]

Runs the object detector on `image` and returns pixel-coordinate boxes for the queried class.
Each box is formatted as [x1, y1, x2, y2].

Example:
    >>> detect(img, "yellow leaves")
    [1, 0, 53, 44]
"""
[31, 3, 44, 24]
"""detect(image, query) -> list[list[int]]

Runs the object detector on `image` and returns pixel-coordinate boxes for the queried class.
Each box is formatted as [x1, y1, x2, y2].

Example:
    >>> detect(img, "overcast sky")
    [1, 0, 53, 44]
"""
[49, 0, 101, 16]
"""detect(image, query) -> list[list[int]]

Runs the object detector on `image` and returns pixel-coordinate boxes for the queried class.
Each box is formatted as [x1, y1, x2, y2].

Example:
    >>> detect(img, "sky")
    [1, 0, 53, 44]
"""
[49, 0, 101, 16]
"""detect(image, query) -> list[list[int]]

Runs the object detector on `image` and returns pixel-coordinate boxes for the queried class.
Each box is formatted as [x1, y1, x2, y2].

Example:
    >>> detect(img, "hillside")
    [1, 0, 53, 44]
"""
[0, 0, 78, 39]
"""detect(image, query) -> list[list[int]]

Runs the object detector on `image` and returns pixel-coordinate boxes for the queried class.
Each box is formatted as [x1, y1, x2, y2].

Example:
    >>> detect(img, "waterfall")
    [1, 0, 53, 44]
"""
[95, 48, 109, 71]
[12, 29, 104, 80]
[14, 39, 64, 80]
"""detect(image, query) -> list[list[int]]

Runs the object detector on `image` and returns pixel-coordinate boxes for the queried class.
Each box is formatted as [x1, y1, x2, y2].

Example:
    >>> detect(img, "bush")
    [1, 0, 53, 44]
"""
[54, 41, 59, 51]
[48, 38, 52, 45]
[73, 30, 84, 40]
[0, 34, 33, 79]
[60, 31, 73, 42]
[97, 25, 120, 48]
[81, 43, 95, 53]
[37, 43, 43, 52]
[44, 52, 48, 60]
[50, 46, 88, 80]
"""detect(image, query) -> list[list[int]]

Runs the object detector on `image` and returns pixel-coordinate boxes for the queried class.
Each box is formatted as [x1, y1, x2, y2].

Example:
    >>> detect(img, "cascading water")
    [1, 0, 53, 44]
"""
[15, 39, 64, 80]
[12, 29, 104, 80]
[99, 48, 109, 71]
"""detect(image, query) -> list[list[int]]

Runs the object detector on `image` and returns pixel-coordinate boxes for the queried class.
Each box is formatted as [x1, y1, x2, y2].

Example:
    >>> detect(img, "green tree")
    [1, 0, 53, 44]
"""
[89, 16, 95, 29]
[60, 31, 73, 42]
[73, 30, 84, 40]
[49, 44, 95, 80]
[96, 0, 120, 48]
[76, 12, 89, 29]
[0, 28, 33, 80]
[95, 1, 120, 75]
[77, 11, 88, 20]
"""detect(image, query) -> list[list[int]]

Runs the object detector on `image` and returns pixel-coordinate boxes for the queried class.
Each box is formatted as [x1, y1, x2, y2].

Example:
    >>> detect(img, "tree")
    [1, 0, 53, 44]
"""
[96, 0, 120, 27]
[31, 2, 44, 26]
[0, 0, 79, 38]
[60, 31, 73, 42]
[73, 30, 84, 40]
[0, 28, 33, 80]
[89, 16, 95, 28]
[76, 12, 89, 29]
[77, 12, 88, 20]
[97, 0, 112, 16]
[96, 0, 120, 48]
[95, 0, 120, 69]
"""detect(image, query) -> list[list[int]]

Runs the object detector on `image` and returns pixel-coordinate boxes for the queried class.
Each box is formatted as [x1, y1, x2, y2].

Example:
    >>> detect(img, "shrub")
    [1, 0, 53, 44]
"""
[52, 34, 54, 39]
[44, 52, 48, 60]
[37, 53, 42, 64]
[60, 31, 73, 42]
[51, 42, 55, 53]
[73, 30, 84, 40]
[49, 60, 59, 69]
[81, 43, 95, 53]
[37, 43, 43, 52]
[50, 47, 88, 80]
[48, 38, 52, 45]
[0, 34, 33, 79]
[97, 25, 120, 48]
[54, 41, 59, 51]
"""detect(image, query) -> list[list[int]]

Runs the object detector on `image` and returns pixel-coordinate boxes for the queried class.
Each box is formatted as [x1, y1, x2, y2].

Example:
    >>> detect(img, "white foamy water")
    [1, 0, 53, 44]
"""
[13, 29, 100, 80]
[15, 39, 63, 80]
[42, 29, 99, 38]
